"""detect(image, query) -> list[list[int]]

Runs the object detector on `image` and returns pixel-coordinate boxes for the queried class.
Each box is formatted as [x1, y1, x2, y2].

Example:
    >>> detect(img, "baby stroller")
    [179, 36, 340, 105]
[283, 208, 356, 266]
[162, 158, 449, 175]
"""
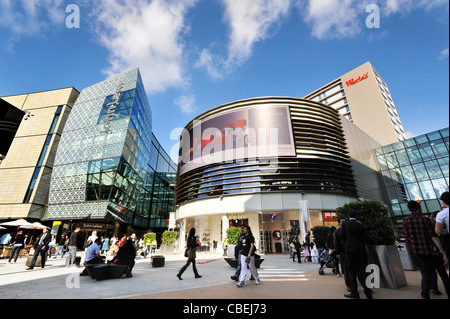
[318, 250, 337, 275]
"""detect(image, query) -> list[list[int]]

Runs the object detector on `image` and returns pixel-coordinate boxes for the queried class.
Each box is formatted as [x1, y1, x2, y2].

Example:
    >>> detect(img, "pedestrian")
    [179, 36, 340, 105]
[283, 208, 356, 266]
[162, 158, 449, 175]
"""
[435, 192, 449, 260]
[113, 237, 137, 277]
[303, 242, 310, 262]
[236, 226, 260, 287]
[54, 234, 67, 258]
[310, 242, 319, 263]
[333, 218, 349, 283]
[80, 238, 104, 276]
[403, 200, 449, 299]
[67, 227, 81, 267]
[315, 234, 327, 264]
[0, 233, 11, 258]
[85, 231, 98, 250]
[102, 236, 110, 255]
[26, 228, 51, 270]
[341, 209, 372, 299]
[305, 231, 311, 262]
[292, 237, 302, 263]
[47, 235, 56, 259]
[231, 225, 246, 281]
[222, 239, 228, 257]
[8, 231, 27, 264]
[177, 228, 202, 280]
[213, 239, 218, 254]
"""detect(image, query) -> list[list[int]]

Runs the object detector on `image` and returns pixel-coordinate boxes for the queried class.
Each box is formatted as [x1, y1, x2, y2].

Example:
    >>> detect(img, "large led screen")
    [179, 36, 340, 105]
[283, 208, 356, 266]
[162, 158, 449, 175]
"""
[179, 105, 296, 176]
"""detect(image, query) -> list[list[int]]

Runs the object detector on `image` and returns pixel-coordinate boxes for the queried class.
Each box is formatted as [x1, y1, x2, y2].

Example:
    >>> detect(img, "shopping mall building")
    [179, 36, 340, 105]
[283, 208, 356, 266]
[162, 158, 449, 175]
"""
[174, 62, 446, 254]
[0, 69, 176, 245]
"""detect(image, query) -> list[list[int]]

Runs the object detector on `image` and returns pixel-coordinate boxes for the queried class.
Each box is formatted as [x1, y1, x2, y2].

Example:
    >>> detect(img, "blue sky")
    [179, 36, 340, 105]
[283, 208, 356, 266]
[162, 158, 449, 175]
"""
[0, 0, 448, 161]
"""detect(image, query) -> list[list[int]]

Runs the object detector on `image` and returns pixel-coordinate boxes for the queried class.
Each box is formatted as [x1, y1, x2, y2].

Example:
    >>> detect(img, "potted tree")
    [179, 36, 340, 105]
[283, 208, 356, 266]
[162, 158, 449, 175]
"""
[336, 199, 407, 290]
[224, 227, 242, 267]
[160, 231, 178, 255]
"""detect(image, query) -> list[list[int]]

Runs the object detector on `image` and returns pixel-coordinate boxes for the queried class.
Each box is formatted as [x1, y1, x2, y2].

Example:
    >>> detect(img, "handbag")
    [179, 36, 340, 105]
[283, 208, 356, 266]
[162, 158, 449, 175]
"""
[184, 248, 189, 258]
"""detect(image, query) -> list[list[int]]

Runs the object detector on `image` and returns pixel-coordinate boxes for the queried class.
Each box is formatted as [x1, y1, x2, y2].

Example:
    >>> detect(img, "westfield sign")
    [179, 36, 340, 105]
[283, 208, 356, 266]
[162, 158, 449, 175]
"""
[346, 72, 369, 87]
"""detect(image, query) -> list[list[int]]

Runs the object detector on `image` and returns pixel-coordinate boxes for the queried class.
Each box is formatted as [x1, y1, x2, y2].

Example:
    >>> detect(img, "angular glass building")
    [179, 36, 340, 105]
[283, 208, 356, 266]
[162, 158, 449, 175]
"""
[375, 127, 449, 228]
[46, 69, 176, 240]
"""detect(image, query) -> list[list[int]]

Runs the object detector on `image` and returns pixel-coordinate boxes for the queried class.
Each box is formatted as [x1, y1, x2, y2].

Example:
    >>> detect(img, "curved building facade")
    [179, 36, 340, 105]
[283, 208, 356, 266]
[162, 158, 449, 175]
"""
[175, 97, 360, 254]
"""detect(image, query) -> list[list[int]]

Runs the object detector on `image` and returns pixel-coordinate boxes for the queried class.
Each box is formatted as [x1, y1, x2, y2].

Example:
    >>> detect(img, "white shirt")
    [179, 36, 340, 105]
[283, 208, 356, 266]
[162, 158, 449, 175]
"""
[436, 207, 449, 233]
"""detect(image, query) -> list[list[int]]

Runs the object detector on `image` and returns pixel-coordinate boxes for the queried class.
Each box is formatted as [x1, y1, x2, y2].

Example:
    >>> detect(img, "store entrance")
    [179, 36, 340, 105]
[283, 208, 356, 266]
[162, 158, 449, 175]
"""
[261, 212, 287, 254]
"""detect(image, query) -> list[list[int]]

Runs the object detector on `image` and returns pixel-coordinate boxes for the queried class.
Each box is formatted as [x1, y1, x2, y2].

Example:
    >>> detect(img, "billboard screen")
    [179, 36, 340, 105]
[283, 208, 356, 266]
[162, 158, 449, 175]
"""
[179, 105, 296, 176]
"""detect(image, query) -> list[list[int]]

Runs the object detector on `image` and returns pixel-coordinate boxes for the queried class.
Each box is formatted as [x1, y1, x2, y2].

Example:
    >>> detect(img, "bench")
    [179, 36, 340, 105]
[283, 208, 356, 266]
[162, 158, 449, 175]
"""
[84, 263, 129, 281]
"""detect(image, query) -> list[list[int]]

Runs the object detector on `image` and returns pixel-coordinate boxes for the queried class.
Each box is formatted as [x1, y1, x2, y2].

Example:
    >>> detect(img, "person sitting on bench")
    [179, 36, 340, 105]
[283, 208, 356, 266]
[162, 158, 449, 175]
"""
[81, 238, 103, 276]
[111, 237, 136, 277]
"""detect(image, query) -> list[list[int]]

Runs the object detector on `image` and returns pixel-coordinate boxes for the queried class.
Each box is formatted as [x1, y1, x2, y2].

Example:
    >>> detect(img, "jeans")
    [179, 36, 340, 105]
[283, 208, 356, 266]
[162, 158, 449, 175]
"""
[239, 255, 260, 283]
[318, 247, 325, 263]
[54, 246, 65, 258]
[9, 245, 23, 263]
[416, 254, 449, 299]
[234, 253, 242, 277]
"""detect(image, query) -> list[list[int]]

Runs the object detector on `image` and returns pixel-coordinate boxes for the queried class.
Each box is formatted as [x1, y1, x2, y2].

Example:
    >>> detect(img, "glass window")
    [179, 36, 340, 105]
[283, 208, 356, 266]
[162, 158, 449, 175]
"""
[418, 180, 435, 200]
[414, 135, 429, 145]
[400, 165, 416, 183]
[424, 160, 444, 179]
[438, 158, 449, 177]
[431, 178, 449, 198]
[413, 163, 429, 181]
[405, 182, 423, 201]
[101, 157, 120, 171]
[430, 139, 447, 158]
[88, 160, 102, 174]
[406, 146, 422, 164]
[418, 144, 434, 162]
[395, 149, 410, 166]
[424, 199, 442, 213]
[427, 131, 442, 142]
[439, 128, 449, 138]
[385, 152, 399, 169]
[403, 138, 416, 148]
[391, 204, 403, 216]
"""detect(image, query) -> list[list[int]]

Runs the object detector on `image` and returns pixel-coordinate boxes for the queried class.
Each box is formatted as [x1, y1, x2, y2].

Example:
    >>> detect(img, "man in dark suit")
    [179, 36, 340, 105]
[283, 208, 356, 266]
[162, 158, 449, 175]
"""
[341, 209, 372, 299]
[27, 228, 51, 270]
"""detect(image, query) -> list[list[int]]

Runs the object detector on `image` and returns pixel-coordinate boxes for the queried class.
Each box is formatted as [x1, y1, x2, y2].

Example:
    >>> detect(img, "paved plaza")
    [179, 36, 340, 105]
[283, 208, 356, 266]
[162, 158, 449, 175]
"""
[0, 251, 447, 300]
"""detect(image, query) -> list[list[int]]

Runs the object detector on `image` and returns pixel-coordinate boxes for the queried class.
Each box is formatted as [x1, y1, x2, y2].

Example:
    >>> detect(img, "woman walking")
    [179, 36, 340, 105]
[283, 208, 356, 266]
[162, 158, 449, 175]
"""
[237, 226, 260, 287]
[177, 228, 202, 280]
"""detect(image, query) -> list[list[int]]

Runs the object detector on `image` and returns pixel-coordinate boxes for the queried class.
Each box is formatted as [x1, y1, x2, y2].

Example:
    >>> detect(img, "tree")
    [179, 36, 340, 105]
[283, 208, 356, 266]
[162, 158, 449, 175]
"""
[226, 227, 242, 245]
[336, 199, 396, 245]
[162, 231, 178, 245]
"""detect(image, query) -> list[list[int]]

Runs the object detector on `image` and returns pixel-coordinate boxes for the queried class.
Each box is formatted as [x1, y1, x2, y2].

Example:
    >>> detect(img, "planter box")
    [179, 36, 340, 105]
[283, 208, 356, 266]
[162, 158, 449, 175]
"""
[227, 244, 236, 258]
[366, 245, 407, 290]
[0, 248, 12, 258]
[160, 244, 175, 255]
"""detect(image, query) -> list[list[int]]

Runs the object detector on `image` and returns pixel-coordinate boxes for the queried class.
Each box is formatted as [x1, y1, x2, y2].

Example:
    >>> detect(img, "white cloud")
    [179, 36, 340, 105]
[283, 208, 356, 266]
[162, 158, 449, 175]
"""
[194, 49, 224, 80]
[175, 94, 197, 114]
[222, 0, 292, 69]
[300, 0, 369, 40]
[196, 0, 292, 79]
[88, 0, 199, 95]
[0, 0, 65, 48]
[438, 48, 449, 60]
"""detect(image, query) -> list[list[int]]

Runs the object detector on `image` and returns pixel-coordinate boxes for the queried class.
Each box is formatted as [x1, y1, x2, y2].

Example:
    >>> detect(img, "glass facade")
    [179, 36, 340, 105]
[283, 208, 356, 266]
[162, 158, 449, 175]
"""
[47, 69, 176, 230]
[375, 127, 449, 217]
